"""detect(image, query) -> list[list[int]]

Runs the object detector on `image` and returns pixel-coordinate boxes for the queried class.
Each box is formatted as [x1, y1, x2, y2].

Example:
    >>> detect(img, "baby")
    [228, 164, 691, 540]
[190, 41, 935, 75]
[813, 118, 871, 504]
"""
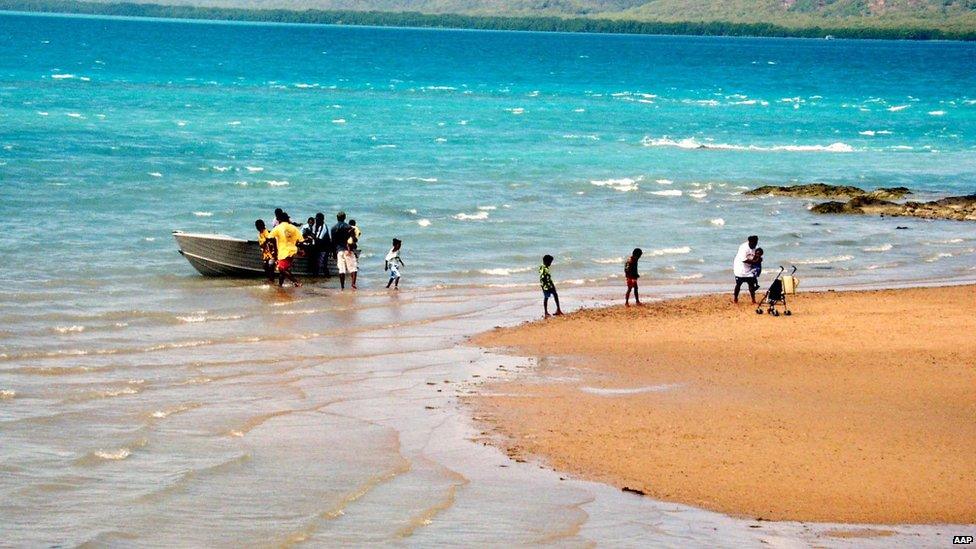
[749, 247, 764, 278]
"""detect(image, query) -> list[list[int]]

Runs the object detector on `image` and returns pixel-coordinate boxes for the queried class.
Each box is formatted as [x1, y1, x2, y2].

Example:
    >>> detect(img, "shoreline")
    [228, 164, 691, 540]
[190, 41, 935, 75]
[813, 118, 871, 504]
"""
[3, 4, 976, 41]
[468, 284, 976, 526]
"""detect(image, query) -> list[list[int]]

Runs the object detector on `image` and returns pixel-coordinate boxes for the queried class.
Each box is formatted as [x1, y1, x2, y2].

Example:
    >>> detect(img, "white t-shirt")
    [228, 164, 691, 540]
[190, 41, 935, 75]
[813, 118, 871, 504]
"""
[733, 241, 756, 278]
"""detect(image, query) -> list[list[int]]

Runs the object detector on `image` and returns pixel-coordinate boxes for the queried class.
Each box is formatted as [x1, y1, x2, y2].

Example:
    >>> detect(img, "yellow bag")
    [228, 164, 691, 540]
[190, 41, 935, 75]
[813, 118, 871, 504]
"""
[782, 275, 799, 295]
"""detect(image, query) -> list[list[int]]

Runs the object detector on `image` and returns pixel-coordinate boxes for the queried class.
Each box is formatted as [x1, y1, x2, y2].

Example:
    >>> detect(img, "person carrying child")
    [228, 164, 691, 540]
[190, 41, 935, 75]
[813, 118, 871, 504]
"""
[385, 238, 405, 290]
[539, 255, 563, 318]
[625, 248, 643, 306]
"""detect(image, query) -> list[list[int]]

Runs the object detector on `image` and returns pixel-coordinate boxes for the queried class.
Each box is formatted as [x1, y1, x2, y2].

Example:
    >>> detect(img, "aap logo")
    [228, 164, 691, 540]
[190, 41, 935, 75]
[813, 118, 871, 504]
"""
[953, 535, 974, 545]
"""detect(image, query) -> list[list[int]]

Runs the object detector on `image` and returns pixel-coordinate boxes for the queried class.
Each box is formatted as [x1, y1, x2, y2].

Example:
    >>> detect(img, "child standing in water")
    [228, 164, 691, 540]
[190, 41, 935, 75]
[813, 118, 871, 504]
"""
[385, 238, 404, 289]
[255, 219, 277, 285]
[625, 248, 643, 306]
[539, 254, 563, 317]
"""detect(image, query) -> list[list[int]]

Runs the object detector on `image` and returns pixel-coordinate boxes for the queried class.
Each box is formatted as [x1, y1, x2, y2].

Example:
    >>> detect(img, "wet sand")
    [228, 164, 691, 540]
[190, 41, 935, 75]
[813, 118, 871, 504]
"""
[472, 285, 976, 525]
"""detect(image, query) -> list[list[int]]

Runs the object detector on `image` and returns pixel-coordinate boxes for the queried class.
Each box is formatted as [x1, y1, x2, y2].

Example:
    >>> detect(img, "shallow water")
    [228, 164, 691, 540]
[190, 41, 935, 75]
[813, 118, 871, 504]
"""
[0, 280, 959, 546]
[0, 12, 974, 546]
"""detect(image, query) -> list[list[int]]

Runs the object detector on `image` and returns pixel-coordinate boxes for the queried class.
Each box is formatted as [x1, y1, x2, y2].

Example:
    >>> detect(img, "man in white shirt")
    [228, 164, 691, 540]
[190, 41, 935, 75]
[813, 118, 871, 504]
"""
[732, 235, 760, 304]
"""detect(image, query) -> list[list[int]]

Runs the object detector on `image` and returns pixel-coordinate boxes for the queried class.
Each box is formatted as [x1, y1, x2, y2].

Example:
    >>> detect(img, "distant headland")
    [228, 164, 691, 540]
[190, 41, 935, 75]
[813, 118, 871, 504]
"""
[2, 0, 975, 41]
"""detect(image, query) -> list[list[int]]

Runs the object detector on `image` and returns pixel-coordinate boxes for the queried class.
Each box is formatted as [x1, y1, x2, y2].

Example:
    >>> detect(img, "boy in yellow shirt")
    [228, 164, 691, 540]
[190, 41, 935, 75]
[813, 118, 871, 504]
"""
[267, 211, 304, 287]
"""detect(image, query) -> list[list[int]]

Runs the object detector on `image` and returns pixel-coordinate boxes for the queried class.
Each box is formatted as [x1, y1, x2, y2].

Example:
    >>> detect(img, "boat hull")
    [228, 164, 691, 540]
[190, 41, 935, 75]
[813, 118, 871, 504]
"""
[173, 231, 337, 277]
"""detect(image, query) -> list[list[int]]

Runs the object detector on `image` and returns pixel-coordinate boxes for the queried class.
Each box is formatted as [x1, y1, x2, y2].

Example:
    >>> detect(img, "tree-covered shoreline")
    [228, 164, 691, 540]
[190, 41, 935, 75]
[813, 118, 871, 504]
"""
[2, 0, 974, 41]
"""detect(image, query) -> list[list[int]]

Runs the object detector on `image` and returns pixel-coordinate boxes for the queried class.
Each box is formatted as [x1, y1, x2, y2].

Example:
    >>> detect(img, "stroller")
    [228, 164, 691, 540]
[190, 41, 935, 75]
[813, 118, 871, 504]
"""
[756, 266, 797, 317]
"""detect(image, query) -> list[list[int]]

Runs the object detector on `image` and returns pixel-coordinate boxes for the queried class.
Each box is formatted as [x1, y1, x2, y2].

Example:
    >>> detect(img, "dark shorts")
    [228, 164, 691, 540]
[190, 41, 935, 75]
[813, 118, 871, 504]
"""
[277, 257, 294, 271]
[626, 277, 639, 289]
[735, 276, 758, 290]
[543, 288, 556, 299]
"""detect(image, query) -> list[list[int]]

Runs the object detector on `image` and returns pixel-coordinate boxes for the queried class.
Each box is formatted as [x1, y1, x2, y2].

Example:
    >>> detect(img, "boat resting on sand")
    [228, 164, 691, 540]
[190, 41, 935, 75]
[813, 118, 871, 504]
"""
[173, 230, 338, 277]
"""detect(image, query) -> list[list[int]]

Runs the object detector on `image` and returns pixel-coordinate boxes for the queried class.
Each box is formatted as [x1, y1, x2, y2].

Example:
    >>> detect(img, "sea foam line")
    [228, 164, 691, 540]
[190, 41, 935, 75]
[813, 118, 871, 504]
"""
[641, 136, 855, 153]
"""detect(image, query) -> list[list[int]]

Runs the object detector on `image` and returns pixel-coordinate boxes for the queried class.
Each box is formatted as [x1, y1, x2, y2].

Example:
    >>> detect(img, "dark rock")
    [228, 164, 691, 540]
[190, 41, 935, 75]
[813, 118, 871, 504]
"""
[809, 201, 847, 214]
[622, 487, 646, 496]
[811, 193, 976, 221]
[745, 184, 911, 201]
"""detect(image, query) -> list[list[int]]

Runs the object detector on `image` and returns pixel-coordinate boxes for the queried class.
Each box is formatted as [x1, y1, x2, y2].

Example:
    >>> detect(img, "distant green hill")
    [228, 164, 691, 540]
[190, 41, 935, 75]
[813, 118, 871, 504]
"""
[3, 0, 975, 39]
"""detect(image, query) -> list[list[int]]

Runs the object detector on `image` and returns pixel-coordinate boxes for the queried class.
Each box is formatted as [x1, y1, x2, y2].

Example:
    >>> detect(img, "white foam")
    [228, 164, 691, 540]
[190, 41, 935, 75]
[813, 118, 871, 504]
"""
[573, 108, 585, 113]
[591, 257, 624, 264]
[94, 448, 131, 460]
[417, 219, 431, 227]
[650, 190, 683, 197]
[403, 177, 438, 183]
[267, 180, 289, 187]
[148, 172, 162, 178]
[925, 252, 953, 263]
[648, 246, 691, 256]
[793, 255, 854, 265]
[928, 110, 946, 116]
[177, 315, 206, 323]
[51, 73, 76, 79]
[507, 108, 525, 115]
[453, 211, 489, 221]
[332, 118, 346, 124]
[227, 121, 241, 126]
[434, 137, 447, 143]
[709, 218, 726, 226]
[563, 134, 600, 140]
[679, 273, 704, 280]
[36, 111, 49, 116]
[477, 206, 497, 211]
[245, 166, 263, 173]
[888, 105, 909, 112]
[590, 177, 641, 192]
[66, 113, 83, 118]
[858, 130, 876, 136]
[479, 267, 532, 276]
[212, 166, 231, 172]
[655, 179, 673, 185]
[54, 325, 85, 334]
[193, 211, 213, 217]
[863, 244, 892, 252]
[641, 136, 854, 153]
[688, 190, 708, 199]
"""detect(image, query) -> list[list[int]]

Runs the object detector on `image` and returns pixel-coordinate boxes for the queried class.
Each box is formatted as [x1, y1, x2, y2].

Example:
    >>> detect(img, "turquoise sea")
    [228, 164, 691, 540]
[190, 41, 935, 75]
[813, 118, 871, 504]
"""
[0, 12, 974, 545]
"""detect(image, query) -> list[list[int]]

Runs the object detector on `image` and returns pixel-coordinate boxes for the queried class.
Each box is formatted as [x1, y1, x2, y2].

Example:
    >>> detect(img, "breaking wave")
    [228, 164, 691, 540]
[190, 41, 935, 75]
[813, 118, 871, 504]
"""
[641, 136, 855, 153]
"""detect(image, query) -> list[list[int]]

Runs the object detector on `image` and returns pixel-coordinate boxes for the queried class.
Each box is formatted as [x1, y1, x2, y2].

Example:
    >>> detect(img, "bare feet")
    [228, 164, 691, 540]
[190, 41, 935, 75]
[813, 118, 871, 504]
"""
[554, 310, 563, 316]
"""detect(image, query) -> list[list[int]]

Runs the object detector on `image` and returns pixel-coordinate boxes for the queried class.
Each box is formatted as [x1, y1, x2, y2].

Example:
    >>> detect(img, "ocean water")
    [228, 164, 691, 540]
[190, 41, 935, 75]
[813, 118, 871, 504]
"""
[0, 12, 974, 546]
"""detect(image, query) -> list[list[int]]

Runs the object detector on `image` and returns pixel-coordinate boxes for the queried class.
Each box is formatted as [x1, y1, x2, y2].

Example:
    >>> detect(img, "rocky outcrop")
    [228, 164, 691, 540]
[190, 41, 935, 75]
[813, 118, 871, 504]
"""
[810, 194, 976, 221]
[745, 184, 911, 200]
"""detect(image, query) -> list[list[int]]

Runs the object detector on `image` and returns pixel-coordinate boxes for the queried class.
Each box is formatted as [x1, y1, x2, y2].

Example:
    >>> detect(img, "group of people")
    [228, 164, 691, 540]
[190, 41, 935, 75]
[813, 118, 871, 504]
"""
[255, 209, 404, 290]
[536, 236, 766, 317]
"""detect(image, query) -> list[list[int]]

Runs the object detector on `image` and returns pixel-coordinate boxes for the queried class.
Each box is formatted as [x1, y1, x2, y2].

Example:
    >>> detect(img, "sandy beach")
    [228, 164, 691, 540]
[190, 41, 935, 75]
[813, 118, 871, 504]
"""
[472, 285, 976, 525]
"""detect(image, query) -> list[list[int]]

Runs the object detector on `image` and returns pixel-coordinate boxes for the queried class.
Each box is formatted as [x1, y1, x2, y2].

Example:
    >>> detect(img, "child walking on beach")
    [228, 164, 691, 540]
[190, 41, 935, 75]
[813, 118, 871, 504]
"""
[539, 255, 563, 317]
[625, 248, 643, 306]
[385, 238, 405, 289]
